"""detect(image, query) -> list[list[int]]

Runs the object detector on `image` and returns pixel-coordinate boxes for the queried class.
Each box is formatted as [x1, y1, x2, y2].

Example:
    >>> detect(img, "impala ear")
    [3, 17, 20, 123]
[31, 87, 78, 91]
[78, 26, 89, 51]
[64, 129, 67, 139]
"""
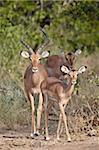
[41, 51, 50, 58]
[20, 51, 30, 58]
[75, 49, 82, 56]
[78, 66, 87, 74]
[61, 65, 70, 74]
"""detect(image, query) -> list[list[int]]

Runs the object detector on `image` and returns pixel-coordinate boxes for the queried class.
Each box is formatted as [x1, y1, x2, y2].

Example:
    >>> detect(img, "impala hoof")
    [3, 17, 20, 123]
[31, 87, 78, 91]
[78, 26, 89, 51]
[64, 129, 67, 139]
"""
[67, 137, 71, 142]
[44, 136, 50, 141]
[30, 132, 40, 138]
[57, 137, 60, 141]
[30, 133, 35, 139]
[34, 132, 40, 136]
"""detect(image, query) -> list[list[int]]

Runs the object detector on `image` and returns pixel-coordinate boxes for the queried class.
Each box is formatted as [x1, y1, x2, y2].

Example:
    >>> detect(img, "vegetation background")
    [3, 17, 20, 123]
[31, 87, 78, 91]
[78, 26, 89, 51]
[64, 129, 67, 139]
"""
[0, 0, 98, 135]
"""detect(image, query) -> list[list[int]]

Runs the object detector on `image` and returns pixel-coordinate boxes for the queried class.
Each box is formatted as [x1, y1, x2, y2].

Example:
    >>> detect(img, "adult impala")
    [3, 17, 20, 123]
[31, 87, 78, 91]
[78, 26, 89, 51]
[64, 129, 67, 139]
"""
[20, 36, 50, 138]
[46, 49, 81, 79]
[41, 65, 87, 141]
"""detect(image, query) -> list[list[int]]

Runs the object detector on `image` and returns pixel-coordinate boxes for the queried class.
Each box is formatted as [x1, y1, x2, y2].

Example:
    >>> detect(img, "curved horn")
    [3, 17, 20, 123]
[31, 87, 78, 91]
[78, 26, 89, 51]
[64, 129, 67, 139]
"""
[37, 28, 50, 53]
[20, 39, 33, 54]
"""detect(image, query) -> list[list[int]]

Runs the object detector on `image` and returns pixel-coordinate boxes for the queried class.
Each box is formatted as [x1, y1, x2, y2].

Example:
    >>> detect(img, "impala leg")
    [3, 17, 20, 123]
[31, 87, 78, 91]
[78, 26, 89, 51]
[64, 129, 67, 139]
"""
[30, 94, 36, 138]
[59, 103, 71, 142]
[44, 94, 49, 140]
[44, 94, 53, 140]
[44, 106, 49, 140]
[57, 113, 62, 140]
[57, 104, 66, 140]
[36, 92, 43, 135]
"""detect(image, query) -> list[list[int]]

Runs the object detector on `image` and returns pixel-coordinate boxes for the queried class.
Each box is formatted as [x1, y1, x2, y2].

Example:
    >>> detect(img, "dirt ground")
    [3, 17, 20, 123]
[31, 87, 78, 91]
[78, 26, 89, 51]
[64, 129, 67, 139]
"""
[0, 126, 98, 150]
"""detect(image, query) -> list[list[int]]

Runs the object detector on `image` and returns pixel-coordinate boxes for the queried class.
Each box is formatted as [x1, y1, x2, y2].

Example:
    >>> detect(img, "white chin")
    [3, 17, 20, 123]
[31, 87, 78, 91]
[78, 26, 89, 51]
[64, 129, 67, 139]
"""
[72, 81, 76, 84]
[32, 69, 38, 73]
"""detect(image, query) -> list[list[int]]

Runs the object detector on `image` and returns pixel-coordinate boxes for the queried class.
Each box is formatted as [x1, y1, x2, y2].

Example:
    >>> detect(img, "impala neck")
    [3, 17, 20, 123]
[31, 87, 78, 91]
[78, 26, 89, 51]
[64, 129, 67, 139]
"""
[65, 77, 76, 97]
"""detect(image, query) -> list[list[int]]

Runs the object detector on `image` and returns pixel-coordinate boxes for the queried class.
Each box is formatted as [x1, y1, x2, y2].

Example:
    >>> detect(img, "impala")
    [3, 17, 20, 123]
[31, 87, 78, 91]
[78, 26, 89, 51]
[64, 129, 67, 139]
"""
[20, 31, 50, 138]
[41, 65, 87, 141]
[46, 49, 81, 79]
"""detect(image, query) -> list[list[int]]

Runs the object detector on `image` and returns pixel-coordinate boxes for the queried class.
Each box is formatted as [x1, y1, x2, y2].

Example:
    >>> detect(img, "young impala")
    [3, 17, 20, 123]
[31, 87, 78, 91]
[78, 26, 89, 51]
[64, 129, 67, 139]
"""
[20, 37, 49, 138]
[46, 49, 81, 79]
[41, 65, 87, 141]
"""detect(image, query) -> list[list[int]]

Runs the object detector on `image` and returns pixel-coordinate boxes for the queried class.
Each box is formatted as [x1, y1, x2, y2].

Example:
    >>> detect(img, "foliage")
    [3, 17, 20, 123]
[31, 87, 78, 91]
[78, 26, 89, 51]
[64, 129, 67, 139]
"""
[0, 72, 31, 128]
[0, 0, 99, 74]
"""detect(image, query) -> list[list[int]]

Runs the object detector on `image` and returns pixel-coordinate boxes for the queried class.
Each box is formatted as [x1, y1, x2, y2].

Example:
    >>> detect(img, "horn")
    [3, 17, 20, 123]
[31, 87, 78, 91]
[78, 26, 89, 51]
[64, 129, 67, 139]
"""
[37, 28, 50, 53]
[20, 39, 33, 54]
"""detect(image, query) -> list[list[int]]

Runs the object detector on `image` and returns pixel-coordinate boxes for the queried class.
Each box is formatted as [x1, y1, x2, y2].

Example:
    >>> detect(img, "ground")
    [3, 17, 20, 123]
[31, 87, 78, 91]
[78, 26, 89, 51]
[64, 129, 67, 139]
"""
[0, 126, 98, 150]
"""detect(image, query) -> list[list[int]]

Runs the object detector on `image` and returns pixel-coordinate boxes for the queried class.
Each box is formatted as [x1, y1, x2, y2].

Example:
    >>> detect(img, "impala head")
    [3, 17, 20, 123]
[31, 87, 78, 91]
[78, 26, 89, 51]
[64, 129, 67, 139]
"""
[20, 50, 49, 73]
[65, 49, 82, 69]
[65, 52, 75, 69]
[20, 28, 50, 72]
[61, 65, 87, 85]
